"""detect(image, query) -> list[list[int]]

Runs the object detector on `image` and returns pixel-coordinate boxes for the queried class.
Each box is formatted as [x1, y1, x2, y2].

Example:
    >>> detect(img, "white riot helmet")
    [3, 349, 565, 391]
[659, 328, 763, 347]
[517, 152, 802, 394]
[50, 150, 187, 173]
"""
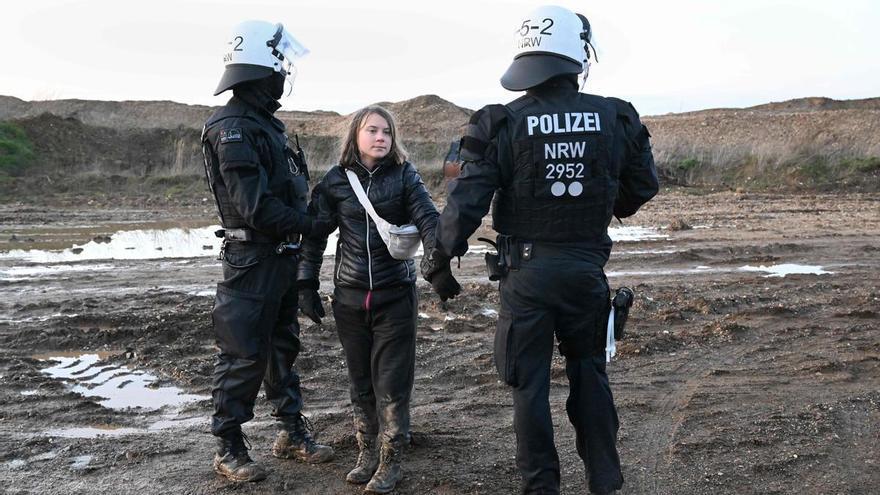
[500, 5, 594, 91]
[214, 20, 309, 96]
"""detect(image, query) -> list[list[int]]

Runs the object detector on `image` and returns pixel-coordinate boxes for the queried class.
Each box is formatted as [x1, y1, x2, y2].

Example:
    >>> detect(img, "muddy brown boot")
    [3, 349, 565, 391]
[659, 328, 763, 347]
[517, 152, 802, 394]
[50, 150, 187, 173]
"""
[346, 432, 379, 484]
[365, 438, 403, 494]
[213, 432, 267, 482]
[272, 413, 334, 463]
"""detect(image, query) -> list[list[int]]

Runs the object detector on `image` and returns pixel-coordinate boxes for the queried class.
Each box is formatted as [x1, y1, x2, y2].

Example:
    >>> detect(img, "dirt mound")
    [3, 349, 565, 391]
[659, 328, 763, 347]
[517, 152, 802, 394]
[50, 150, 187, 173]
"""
[0, 95, 215, 131]
[643, 98, 880, 190]
[11, 113, 202, 176]
[0, 94, 470, 142]
[746, 96, 880, 113]
[668, 96, 880, 116]
[1, 94, 878, 192]
[384, 94, 472, 142]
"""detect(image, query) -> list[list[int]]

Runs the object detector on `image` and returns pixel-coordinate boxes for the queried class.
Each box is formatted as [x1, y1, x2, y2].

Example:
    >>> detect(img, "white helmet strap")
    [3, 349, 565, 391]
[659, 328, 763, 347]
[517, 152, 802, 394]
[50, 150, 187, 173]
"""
[576, 13, 596, 88]
[580, 61, 590, 90]
[284, 66, 297, 96]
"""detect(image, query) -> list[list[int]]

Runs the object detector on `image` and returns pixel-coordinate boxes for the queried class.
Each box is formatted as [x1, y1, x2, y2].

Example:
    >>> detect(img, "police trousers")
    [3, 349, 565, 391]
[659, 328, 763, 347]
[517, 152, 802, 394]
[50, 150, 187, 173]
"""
[495, 248, 623, 494]
[211, 242, 304, 436]
[332, 284, 417, 443]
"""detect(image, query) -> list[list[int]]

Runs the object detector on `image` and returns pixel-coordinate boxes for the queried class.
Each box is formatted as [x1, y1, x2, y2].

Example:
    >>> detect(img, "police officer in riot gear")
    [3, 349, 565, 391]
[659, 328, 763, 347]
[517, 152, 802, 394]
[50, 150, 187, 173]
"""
[202, 20, 334, 482]
[422, 6, 659, 494]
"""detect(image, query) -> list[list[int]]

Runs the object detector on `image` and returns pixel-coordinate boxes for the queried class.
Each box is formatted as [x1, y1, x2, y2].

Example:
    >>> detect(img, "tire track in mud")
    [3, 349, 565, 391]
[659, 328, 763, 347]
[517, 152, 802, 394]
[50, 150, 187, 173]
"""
[622, 362, 704, 493]
[830, 393, 880, 492]
[619, 323, 761, 494]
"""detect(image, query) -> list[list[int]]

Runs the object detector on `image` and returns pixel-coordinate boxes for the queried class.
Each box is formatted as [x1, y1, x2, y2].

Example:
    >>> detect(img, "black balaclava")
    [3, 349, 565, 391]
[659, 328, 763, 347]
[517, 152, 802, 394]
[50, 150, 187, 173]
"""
[264, 72, 285, 100]
[232, 72, 285, 113]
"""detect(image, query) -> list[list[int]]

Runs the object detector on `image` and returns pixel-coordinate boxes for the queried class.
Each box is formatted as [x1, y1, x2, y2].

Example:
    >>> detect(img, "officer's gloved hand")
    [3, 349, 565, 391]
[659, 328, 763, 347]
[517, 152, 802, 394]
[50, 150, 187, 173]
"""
[308, 217, 334, 239]
[421, 249, 461, 301]
[298, 288, 325, 324]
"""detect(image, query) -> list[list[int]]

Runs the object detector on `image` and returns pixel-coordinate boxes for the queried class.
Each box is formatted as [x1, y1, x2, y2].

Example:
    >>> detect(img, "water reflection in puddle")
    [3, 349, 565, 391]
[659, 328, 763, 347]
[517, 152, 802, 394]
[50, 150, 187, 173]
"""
[46, 415, 207, 439]
[39, 354, 206, 410]
[0, 313, 79, 324]
[608, 263, 832, 279]
[1, 227, 222, 263]
[5, 451, 59, 470]
[608, 266, 722, 277]
[739, 263, 832, 277]
[616, 248, 681, 255]
[186, 288, 216, 297]
[36, 353, 209, 438]
[0, 263, 116, 282]
[479, 308, 499, 318]
[70, 455, 93, 470]
[609, 226, 669, 242]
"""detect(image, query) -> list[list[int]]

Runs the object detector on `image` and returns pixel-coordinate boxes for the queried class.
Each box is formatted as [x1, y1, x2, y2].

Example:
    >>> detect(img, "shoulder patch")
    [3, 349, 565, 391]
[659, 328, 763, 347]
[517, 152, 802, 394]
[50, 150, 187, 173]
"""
[219, 128, 243, 144]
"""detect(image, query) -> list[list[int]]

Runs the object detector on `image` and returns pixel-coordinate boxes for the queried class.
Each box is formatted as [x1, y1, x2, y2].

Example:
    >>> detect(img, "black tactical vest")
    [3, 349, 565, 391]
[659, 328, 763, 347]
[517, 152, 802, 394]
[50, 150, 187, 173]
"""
[201, 96, 309, 231]
[492, 92, 621, 242]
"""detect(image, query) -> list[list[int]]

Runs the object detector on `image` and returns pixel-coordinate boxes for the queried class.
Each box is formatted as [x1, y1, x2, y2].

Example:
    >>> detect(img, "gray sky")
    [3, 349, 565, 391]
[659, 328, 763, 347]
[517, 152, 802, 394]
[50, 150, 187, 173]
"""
[1, 0, 878, 116]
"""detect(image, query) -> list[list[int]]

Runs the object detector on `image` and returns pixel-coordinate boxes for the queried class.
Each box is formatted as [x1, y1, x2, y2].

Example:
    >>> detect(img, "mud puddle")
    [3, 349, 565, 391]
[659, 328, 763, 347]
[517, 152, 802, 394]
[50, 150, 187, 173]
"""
[39, 353, 207, 410]
[608, 262, 835, 279]
[738, 263, 833, 277]
[1, 226, 222, 262]
[33, 353, 208, 439]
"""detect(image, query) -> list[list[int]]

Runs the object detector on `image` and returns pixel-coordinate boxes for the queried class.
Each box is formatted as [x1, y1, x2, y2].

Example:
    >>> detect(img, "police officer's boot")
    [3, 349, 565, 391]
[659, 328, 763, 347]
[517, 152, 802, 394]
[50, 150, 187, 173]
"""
[213, 431, 267, 482]
[272, 413, 335, 463]
[365, 438, 403, 494]
[346, 432, 379, 484]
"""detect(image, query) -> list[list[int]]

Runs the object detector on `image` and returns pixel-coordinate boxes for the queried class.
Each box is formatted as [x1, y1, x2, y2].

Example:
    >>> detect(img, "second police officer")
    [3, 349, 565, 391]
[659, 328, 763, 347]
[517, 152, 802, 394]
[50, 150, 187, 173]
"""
[202, 20, 334, 482]
[423, 6, 659, 495]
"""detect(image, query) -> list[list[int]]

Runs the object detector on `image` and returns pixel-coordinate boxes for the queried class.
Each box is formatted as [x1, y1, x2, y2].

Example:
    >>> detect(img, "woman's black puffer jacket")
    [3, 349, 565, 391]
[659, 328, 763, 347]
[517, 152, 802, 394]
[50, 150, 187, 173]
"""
[297, 160, 438, 291]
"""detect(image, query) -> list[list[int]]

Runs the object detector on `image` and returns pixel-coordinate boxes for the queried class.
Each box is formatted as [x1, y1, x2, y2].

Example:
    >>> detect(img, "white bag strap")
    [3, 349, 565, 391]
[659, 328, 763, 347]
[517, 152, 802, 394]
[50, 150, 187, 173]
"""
[345, 169, 392, 245]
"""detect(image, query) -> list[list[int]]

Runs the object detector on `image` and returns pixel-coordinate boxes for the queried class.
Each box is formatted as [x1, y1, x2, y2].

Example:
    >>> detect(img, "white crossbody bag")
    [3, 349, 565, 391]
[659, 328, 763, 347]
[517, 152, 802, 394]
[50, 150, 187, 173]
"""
[345, 169, 421, 260]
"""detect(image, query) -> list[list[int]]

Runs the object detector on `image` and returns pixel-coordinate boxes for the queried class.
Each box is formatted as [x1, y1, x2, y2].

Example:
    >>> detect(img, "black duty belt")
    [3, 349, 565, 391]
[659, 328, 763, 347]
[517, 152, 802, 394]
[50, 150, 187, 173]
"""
[495, 236, 597, 269]
[215, 228, 301, 245]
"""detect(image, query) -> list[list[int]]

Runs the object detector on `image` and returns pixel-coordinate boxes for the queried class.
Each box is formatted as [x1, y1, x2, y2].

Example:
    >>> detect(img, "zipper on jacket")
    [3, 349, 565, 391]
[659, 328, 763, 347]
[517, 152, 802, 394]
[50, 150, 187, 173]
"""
[355, 160, 381, 292]
[365, 175, 374, 290]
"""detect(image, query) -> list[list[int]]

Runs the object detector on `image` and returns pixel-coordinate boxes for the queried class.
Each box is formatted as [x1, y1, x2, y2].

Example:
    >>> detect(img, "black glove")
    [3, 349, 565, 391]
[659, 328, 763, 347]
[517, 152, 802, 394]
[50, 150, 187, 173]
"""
[298, 289, 325, 324]
[308, 217, 334, 239]
[421, 249, 461, 301]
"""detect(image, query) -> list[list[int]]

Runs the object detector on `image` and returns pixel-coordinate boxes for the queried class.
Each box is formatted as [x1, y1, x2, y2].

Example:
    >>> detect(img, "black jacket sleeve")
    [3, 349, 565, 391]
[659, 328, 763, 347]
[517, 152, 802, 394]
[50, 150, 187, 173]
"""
[609, 98, 659, 218]
[296, 171, 339, 288]
[215, 122, 315, 237]
[435, 107, 503, 258]
[401, 162, 439, 252]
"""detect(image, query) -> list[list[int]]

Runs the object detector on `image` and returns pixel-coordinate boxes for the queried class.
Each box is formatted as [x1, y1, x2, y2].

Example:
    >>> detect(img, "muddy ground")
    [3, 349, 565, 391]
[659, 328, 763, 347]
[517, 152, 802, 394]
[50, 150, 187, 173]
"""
[0, 190, 878, 494]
